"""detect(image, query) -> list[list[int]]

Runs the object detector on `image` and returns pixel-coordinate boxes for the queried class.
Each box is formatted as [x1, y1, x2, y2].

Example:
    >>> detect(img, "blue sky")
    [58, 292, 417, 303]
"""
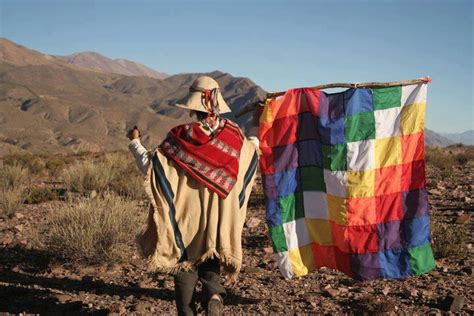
[1, 0, 472, 133]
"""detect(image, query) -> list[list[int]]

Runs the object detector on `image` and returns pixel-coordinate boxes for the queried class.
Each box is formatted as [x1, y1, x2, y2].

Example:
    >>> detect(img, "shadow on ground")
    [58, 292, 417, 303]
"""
[0, 246, 174, 314]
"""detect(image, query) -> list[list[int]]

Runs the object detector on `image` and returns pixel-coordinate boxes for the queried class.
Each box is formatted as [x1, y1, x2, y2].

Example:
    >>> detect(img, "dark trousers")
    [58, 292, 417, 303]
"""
[174, 258, 226, 316]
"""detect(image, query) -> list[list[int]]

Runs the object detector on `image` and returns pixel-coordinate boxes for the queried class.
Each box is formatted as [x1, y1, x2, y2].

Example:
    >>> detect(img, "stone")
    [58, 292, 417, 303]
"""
[403, 287, 418, 298]
[461, 266, 473, 276]
[246, 217, 261, 229]
[455, 213, 470, 224]
[14, 212, 24, 219]
[263, 247, 274, 254]
[382, 286, 390, 296]
[324, 288, 340, 298]
[1, 234, 13, 245]
[133, 303, 148, 313]
[109, 304, 127, 314]
[245, 267, 266, 274]
[55, 293, 72, 304]
[13, 224, 24, 233]
[440, 295, 465, 312]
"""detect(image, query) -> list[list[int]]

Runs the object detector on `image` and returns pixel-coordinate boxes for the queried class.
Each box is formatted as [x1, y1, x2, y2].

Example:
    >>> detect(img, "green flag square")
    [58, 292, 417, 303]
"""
[322, 144, 347, 171]
[345, 111, 376, 142]
[279, 193, 305, 223]
[269, 225, 288, 253]
[300, 166, 326, 192]
[408, 243, 436, 275]
[373, 86, 402, 110]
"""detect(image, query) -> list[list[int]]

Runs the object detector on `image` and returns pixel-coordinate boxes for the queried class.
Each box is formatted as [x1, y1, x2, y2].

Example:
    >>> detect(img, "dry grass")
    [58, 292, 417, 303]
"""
[44, 193, 144, 264]
[63, 160, 113, 194]
[431, 219, 468, 259]
[24, 186, 59, 204]
[2, 153, 45, 175]
[0, 164, 29, 218]
[105, 152, 147, 200]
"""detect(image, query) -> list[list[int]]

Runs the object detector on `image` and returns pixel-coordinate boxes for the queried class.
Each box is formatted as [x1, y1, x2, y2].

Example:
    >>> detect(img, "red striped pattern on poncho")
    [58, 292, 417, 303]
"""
[159, 119, 244, 198]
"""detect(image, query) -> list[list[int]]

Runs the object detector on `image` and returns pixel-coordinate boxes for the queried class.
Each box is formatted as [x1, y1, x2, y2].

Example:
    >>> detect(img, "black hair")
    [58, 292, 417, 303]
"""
[195, 111, 208, 121]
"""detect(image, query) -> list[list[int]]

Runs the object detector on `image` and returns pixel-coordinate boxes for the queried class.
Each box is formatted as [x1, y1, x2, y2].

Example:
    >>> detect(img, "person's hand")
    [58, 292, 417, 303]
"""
[127, 126, 141, 140]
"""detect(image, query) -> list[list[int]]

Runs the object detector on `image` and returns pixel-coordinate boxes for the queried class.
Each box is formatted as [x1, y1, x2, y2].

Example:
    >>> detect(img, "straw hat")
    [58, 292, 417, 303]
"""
[174, 76, 231, 114]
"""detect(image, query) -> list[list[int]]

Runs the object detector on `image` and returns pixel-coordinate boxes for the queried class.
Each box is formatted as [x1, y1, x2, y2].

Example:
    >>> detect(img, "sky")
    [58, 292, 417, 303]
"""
[0, 0, 472, 133]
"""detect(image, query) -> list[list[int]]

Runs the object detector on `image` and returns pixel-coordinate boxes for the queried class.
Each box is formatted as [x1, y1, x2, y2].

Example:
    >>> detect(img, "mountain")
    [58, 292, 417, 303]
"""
[0, 38, 457, 155]
[0, 39, 264, 155]
[424, 129, 454, 147]
[57, 52, 168, 79]
[440, 130, 474, 146]
[0, 38, 64, 67]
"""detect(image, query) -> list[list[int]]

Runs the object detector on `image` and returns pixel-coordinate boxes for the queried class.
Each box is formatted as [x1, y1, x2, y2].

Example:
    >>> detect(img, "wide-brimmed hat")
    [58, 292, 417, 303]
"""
[174, 76, 231, 114]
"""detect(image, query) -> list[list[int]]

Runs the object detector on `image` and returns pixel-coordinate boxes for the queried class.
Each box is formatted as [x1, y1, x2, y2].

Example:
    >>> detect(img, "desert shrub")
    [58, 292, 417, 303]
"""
[0, 165, 29, 218]
[24, 187, 59, 204]
[105, 152, 147, 200]
[44, 193, 143, 263]
[3, 153, 45, 175]
[455, 153, 469, 166]
[0, 188, 25, 218]
[425, 147, 454, 178]
[45, 157, 67, 177]
[431, 220, 468, 259]
[0, 164, 29, 189]
[109, 173, 147, 200]
[63, 160, 113, 193]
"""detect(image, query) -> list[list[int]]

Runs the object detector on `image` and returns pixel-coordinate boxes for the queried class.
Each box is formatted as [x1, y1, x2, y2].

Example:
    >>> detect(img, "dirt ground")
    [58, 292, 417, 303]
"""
[0, 158, 473, 315]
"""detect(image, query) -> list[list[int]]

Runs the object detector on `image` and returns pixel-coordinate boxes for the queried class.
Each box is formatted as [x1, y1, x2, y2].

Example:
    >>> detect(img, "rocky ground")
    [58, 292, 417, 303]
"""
[0, 150, 473, 315]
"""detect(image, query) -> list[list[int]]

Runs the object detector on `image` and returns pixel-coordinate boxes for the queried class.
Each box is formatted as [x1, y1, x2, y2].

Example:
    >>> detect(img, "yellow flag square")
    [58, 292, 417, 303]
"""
[375, 136, 402, 168]
[400, 102, 426, 135]
[347, 169, 375, 198]
[327, 194, 348, 225]
[306, 219, 333, 246]
[288, 244, 315, 276]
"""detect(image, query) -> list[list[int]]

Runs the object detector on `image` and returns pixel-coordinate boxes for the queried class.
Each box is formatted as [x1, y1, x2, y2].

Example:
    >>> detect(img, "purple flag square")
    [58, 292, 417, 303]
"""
[403, 189, 429, 219]
[377, 221, 402, 250]
[351, 252, 381, 280]
[273, 143, 298, 173]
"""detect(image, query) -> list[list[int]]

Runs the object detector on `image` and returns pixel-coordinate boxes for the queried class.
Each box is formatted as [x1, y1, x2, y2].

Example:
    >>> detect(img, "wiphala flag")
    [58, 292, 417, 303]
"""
[259, 82, 435, 280]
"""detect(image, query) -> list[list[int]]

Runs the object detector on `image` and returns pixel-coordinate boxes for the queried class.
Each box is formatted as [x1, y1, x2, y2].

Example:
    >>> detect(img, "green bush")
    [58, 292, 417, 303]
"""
[44, 193, 143, 263]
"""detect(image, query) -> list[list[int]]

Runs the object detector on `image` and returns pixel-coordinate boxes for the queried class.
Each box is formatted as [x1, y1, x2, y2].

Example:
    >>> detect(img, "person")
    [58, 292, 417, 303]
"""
[127, 76, 259, 315]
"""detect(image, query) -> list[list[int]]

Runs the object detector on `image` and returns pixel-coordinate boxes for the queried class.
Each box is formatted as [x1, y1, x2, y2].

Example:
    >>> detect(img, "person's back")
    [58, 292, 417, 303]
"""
[128, 76, 259, 315]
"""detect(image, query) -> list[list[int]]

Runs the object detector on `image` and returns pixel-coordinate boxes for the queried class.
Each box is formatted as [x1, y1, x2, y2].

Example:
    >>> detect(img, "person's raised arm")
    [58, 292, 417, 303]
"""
[127, 126, 150, 175]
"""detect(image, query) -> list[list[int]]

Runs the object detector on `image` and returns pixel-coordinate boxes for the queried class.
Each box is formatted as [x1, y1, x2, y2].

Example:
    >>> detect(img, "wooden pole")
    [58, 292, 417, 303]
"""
[235, 77, 432, 118]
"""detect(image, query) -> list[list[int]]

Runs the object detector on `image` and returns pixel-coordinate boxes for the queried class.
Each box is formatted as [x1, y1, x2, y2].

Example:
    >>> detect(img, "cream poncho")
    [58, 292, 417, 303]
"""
[129, 134, 258, 280]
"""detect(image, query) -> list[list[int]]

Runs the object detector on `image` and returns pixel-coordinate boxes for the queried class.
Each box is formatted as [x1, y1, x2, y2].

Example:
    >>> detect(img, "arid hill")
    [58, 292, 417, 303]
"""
[0, 39, 265, 155]
[0, 38, 457, 155]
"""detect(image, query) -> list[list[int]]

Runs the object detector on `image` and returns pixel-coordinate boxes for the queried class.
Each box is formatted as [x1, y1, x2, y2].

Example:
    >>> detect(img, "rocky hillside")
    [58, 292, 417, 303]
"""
[0, 39, 265, 155]
[0, 38, 456, 154]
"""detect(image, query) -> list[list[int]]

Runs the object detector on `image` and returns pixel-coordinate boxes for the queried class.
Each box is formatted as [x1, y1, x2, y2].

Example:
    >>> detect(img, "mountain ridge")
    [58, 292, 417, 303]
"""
[0, 39, 264, 155]
[0, 38, 463, 155]
[56, 51, 169, 79]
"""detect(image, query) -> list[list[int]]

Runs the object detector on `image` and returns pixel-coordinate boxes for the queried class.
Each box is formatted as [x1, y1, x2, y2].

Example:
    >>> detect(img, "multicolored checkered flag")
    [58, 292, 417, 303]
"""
[259, 82, 435, 280]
